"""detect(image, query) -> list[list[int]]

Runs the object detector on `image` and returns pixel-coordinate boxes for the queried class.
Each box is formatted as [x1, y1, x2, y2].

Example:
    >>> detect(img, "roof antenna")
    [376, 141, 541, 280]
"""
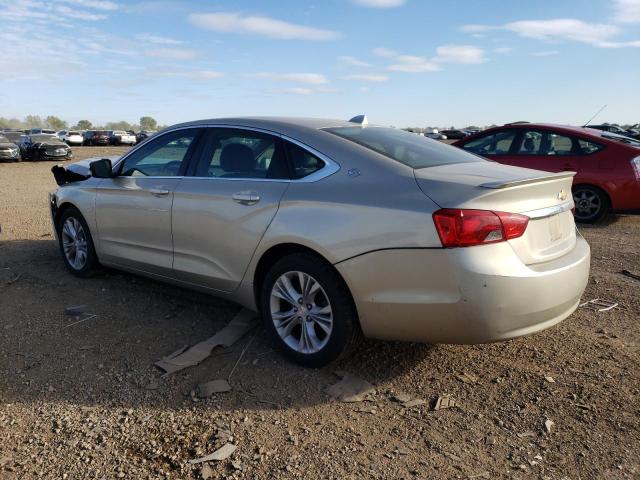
[583, 104, 607, 127]
[349, 114, 368, 126]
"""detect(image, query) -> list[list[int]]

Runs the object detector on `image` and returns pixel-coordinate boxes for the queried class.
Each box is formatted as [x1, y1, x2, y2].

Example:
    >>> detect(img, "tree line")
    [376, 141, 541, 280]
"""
[0, 115, 163, 132]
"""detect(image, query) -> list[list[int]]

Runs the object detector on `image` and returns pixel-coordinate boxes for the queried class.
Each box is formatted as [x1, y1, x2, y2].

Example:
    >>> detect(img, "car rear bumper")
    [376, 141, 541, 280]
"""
[336, 233, 590, 344]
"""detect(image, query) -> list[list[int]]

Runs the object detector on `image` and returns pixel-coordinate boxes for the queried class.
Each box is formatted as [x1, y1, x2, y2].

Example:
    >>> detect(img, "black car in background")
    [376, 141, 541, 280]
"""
[440, 129, 471, 140]
[0, 135, 21, 162]
[587, 124, 639, 139]
[83, 130, 110, 146]
[135, 130, 156, 143]
[18, 135, 73, 161]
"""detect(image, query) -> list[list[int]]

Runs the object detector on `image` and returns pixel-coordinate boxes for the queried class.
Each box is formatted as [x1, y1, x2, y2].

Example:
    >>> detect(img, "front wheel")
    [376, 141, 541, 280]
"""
[573, 185, 610, 223]
[56, 207, 99, 277]
[260, 253, 360, 367]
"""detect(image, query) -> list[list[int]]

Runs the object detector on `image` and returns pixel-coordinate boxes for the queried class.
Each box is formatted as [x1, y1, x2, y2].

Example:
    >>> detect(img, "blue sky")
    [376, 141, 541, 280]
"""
[1, 0, 639, 127]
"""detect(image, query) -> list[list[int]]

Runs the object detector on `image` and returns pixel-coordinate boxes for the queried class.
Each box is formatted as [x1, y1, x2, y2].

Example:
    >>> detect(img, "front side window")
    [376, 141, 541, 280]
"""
[119, 129, 199, 177]
[461, 130, 517, 156]
[194, 128, 289, 179]
[326, 126, 484, 168]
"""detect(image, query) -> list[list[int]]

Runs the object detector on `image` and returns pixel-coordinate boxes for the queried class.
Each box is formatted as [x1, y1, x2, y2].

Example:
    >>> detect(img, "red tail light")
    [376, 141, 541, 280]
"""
[433, 209, 529, 248]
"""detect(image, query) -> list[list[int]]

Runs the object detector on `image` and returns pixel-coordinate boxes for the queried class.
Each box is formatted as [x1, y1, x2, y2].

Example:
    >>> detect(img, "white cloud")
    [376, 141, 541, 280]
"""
[147, 67, 224, 80]
[434, 44, 486, 63]
[247, 72, 329, 85]
[188, 12, 340, 41]
[136, 33, 183, 45]
[532, 50, 560, 56]
[463, 18, 640, 48]
[388, 55, 440, 72]
[343, 74, 389, 82]
[351, 0, 405, 7]
[275, 86, 336, 95]
[338, 55, 371, 67]
[60, 0, 118, 10]
[613, 0, 640, 23]
[494, 46, 513, 53]
[53, 5, 107, 20]
[144, 48, 196, 60]
[373, 47, 398, 57]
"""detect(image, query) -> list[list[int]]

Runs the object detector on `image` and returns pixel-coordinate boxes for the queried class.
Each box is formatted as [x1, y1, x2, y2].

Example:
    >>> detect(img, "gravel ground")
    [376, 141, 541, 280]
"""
[0, 147, 638, 479]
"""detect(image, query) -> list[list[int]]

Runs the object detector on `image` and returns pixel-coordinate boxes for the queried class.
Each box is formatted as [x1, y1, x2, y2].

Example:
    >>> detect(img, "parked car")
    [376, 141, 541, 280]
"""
[1, 131, 25, 145]
[109, 130, 136, 146]
[424, 128, 447, 140]
[49, 117, 589, 366]
[440, 129, 470, 140]
[135, 130, 156, 143]
[454, 123, 640, 223]
[83, 130, 110, 146]
[19, 134, 73, 161]
[0, 135, 21, 162]
[61, 131, 84, 146]
[28, 128, 57, 136]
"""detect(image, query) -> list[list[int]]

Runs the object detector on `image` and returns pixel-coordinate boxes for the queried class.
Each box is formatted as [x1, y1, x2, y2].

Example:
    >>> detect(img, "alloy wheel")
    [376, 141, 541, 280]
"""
[573, 188, 602, 221]
[61, 217, 88, 270]
[269, 271, 333, 354]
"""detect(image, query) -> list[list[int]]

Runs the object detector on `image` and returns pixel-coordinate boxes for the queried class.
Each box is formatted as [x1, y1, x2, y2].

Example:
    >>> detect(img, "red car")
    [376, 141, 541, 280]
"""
[454, 123, 640, 222]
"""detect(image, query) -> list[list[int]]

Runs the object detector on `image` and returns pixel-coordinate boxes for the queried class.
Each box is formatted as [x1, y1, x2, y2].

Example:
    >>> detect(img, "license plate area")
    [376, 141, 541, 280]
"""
[548, 213, 563, 243]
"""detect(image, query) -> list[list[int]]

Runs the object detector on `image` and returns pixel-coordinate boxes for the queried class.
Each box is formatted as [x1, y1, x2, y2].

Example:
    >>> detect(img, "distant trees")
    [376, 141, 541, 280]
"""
[139, 116, 158, 131]
[75, 120, 93, 130]
[105, 121, 133, 131]
[46, 116, 67, 131]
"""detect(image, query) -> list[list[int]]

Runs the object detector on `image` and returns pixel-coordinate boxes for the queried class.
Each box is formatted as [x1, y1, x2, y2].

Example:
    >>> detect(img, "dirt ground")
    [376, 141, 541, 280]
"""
[0, 147, 638, 479]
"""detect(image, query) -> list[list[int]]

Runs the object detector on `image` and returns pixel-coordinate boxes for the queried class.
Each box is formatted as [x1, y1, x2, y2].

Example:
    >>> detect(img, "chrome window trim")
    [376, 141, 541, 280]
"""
[522, 201, 574, 219]
[112, 123, 341, 183]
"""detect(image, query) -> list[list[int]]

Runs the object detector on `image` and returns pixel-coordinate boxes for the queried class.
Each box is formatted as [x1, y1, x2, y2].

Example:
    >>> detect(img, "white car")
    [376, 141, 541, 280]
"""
[63, 131, 84, 146]
[424, 128, 447, 140]
[110, 131, 136, 146]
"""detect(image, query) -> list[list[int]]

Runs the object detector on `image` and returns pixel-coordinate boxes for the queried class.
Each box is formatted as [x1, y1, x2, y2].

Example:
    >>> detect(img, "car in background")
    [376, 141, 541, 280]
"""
[2, 131, 25, 145]
[424, 128, 447, 140]
[28, 128, 57, 136]
[135, 130, 156, 143]
[62, 131, 84, 146]
[454, 123, 640, 223]
[586, 124, 638, 139]
[109, 130, 136, 146]
[0, 135, 21, 162]
[19, 134, 73, 161]
[440, 129, 470, 140]
[49, 116, 590, 366]
[83, 130, 110, 146]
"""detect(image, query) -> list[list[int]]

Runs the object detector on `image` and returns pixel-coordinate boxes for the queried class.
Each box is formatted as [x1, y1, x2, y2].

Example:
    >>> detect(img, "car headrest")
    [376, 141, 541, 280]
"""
[220, 143, 254, 173]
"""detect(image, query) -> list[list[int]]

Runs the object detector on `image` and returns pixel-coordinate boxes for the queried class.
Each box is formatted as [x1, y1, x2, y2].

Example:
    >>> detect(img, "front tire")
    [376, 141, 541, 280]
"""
[56, 207, 99, 277]
[260, 253, 360, 367]
[573, 185, 609, 223]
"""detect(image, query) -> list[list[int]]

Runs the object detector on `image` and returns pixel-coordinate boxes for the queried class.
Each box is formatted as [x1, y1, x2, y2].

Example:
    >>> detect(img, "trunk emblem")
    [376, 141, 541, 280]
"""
[557, 190, 568, 201]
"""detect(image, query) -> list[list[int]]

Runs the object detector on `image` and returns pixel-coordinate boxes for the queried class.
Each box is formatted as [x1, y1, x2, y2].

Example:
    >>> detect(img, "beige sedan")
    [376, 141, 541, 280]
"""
[50, 117, 590, 366]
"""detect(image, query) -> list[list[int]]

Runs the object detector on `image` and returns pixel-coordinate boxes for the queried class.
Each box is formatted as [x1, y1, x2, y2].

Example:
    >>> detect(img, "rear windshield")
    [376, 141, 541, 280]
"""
[324, 126, 483, 168]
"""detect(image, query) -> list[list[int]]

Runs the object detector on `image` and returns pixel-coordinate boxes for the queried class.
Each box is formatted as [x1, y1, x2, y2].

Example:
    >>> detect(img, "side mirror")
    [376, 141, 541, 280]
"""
[89, 158, 113, 178]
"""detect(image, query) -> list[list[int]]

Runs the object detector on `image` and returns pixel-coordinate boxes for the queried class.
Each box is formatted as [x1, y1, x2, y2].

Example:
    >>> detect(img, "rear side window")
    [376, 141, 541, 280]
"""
[462, 130, 517, 155]
[284, 142, 325, 178]
[577, 138, 604, 154]
[326, 126, 483, 168]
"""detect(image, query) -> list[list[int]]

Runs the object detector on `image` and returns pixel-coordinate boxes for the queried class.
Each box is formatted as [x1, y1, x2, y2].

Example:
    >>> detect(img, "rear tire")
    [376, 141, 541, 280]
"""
[260, 253, 361, 367]
[56, 207, 99, 277]
[573, 185, 609, 223]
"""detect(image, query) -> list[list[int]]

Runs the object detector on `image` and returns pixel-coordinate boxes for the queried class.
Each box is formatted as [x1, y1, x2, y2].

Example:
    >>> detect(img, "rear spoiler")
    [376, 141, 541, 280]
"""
[479, 171, 576, 189]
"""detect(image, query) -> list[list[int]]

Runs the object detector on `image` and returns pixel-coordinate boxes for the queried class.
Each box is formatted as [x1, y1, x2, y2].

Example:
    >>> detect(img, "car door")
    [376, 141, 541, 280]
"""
[171, 127, 291, 292]
[94, 127, 203, 276]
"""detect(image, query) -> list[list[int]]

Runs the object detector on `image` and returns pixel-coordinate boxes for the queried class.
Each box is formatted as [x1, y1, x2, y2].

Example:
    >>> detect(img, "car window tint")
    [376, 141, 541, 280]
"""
[284, 142, 325, 178]
[547, 133, 574, 155]
[517, 131, 543, 154]
[461, 130, 516, 156]
[578, 138, 604, 154]
[120, 129, 199, 177]
[195, 129, 288, 179]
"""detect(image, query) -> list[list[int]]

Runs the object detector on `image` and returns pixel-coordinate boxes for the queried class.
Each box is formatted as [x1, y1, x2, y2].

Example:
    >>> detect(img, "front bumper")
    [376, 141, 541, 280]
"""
[336, 234, 590, 344]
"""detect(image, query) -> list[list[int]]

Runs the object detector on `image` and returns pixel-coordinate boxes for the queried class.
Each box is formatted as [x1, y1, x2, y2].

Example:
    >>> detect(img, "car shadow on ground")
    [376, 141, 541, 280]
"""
[0, 239, 437, 412]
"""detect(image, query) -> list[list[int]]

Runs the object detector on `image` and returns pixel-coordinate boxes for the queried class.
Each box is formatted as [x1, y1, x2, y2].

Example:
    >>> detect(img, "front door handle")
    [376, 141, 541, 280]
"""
[232, 191, 260, 205]
[149, 188, 170, 196]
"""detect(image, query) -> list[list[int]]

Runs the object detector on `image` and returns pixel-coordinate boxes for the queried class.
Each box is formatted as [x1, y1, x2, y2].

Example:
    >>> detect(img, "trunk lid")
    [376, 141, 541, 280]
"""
[415, 161, 577, 265]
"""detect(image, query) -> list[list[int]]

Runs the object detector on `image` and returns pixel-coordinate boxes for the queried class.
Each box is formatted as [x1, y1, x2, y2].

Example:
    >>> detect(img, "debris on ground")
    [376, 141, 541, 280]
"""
[579, 299, 619, 312]
[63, 314, 98, 329]
[544, 419, 555, 434]
[455, 372, 478, 384]
[188, 443, 237, 464]
[155, 309, 257, 374]
[620, 269, 640, 281]
[545, 376, 556, 383]
[432, 395, 457, 411]
[64, 305, 87, 316]
[402, 399, 427, 408]
[200, 464, 214, 479]
[198, 379, 232, 397]
[325, 371, 375, 402]
[391, 392, 412, 403]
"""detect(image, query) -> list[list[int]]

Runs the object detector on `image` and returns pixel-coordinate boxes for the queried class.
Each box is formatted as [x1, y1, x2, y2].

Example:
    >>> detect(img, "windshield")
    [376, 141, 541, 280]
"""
[324, 126, 484, 168]
[0, 136, 10, 143]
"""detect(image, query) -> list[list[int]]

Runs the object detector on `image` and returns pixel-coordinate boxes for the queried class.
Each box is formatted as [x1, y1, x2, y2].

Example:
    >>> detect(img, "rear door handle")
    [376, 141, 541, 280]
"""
[232, 191, 260, 205]
[148, 188, 170, 196]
